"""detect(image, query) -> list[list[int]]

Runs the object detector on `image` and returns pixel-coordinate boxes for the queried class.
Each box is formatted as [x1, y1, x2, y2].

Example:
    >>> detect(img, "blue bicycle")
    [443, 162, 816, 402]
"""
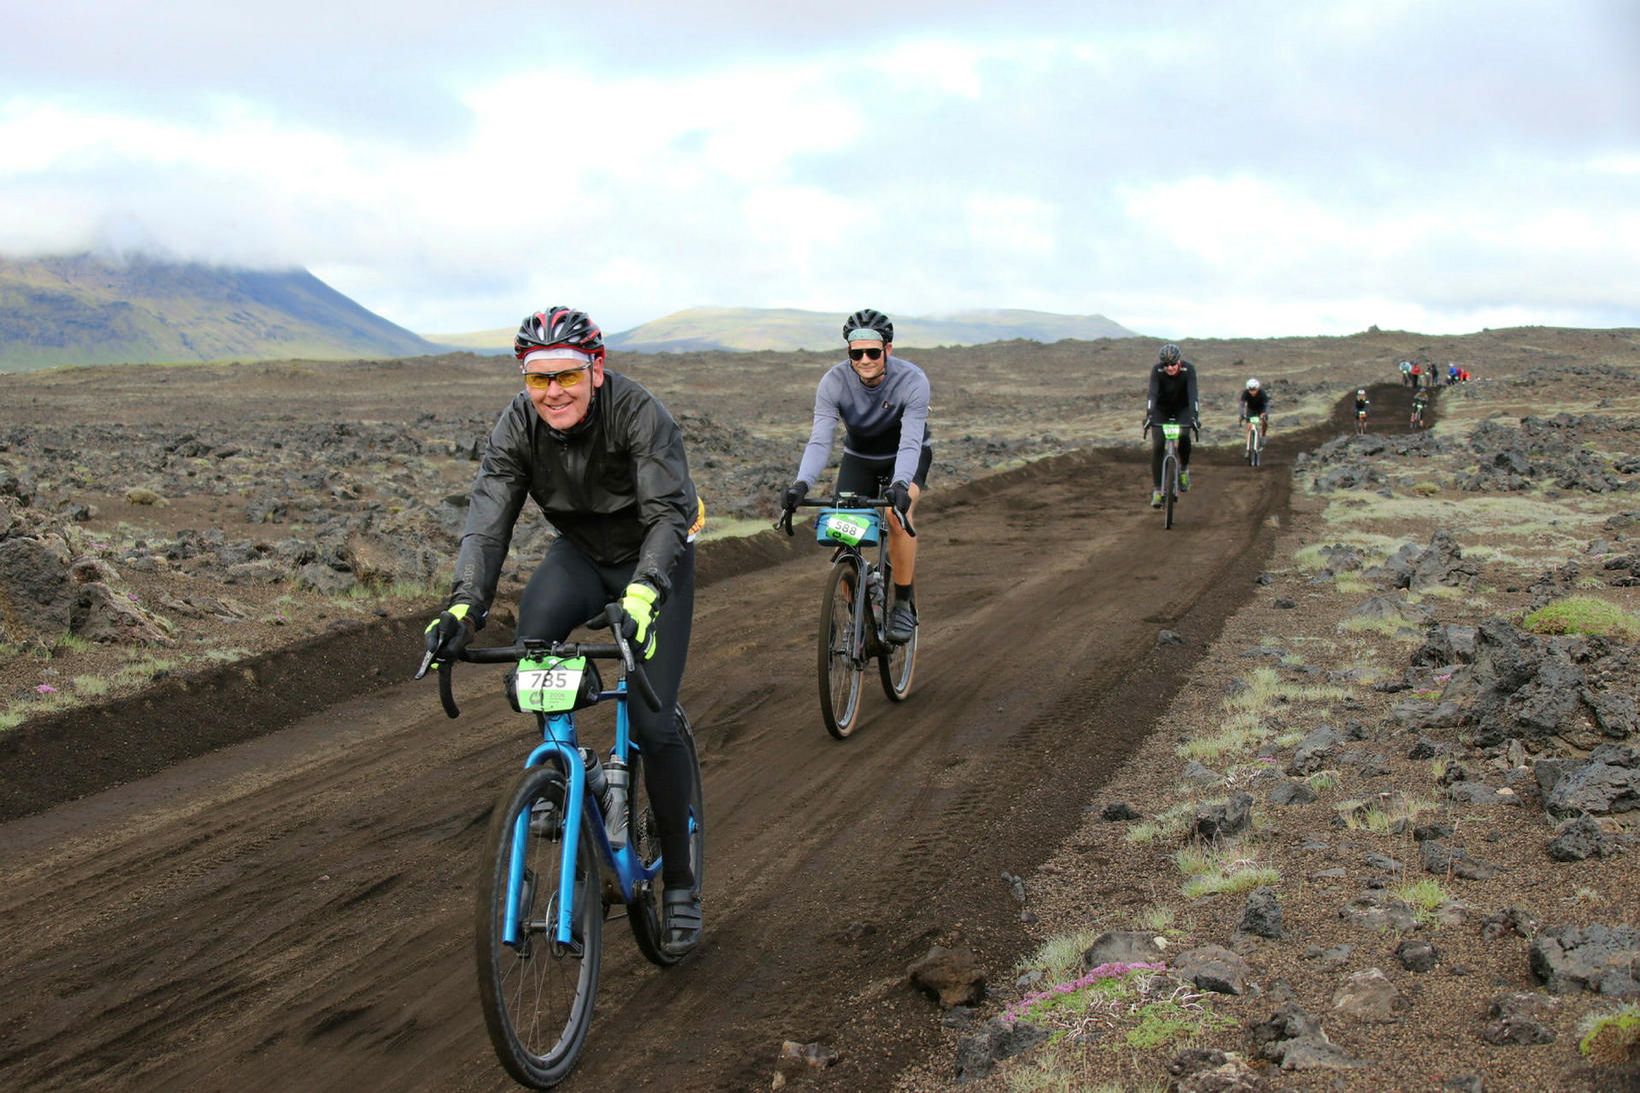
[417, 605, 704, 1088]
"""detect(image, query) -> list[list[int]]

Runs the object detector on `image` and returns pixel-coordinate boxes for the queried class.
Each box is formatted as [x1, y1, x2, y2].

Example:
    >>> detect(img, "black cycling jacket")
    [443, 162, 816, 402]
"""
[1240, 389, 1270, 416]
[1147, 361, 1200, 420]
[449, 371, 700, 624]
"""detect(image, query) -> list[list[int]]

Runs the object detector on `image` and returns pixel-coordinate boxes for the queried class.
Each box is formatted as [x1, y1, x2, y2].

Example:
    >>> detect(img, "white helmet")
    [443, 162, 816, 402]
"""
[1246, 378, 1260, 390]
[1357, 388, 1366, 396]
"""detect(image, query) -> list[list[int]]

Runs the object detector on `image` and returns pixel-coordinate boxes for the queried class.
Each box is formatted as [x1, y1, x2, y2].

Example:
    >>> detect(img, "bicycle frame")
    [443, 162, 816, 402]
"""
[505, 685, 661, 951]
[831, 537, 889, 666]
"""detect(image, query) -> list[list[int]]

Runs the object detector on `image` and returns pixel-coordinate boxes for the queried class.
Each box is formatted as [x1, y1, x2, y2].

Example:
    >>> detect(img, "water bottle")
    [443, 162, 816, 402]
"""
[578, 746, 608, 796]
[603, 759, 630, 849]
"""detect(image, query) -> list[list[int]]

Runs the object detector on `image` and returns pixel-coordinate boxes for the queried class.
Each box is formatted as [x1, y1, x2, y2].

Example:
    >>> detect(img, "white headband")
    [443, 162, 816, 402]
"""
[845, 328, 886, 343]
[522, 347, 593, 366]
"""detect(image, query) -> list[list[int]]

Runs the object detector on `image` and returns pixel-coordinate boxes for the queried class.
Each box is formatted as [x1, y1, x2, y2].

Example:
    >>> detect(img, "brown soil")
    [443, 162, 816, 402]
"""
[0, 421, 1315, 1091]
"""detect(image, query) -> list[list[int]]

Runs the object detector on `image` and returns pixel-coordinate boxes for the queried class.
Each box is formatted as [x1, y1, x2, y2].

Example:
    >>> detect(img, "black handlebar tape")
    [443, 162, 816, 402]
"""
[439, 661, 459, 719]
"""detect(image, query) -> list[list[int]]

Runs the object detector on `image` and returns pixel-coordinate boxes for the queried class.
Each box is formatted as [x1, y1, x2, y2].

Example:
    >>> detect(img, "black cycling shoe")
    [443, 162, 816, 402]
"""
[661, 887, 702, 956]
[886, 602, 917, 645]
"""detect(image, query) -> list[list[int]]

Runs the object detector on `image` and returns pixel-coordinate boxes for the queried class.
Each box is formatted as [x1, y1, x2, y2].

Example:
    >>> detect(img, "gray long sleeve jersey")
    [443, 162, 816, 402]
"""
[795, 356, 931, 488]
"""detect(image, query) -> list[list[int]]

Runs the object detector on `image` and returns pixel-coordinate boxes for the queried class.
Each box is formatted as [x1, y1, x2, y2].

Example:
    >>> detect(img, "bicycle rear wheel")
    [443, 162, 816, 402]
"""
[627, 706, 706, 967]
[475, 766, 602, 1089]
[818, 558, 865, 738]
[877, 590, 918, 702]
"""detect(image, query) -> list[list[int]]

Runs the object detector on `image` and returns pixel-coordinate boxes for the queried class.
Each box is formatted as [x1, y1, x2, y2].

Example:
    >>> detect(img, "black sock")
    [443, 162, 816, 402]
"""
[894, 582, 914, 606]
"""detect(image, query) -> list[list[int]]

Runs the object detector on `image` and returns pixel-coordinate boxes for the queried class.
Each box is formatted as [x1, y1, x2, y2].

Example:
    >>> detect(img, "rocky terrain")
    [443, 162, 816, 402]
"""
[0, 331, 1391, 743]
[1, 326, 1637, 1091]
[896, 359, 1640, 1091]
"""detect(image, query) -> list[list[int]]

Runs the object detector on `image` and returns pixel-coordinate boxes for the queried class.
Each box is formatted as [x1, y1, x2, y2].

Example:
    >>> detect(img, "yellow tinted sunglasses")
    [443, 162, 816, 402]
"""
[522, 364, 592, 391]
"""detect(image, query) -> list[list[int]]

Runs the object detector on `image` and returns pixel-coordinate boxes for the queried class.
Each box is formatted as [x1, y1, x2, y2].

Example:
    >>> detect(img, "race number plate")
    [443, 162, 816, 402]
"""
[1161, 422, 1182, 441]
[813, 508, 879, 544]
[514, 655, 586, 713]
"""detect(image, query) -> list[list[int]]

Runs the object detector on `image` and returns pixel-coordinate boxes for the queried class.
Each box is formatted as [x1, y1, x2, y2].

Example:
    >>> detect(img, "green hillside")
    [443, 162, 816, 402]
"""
[429, 306, 1138, 355]
[0, 254, 437, 371]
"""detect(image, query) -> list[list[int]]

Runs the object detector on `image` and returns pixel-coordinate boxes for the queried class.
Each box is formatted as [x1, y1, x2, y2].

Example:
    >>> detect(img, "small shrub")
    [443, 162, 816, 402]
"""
[1182, 864, 1280, 899]
[124, 486, 167, 506]
[52, 633, 94, 656]
[1395, 877, 1451, 925]
[1578, 1004, 1640, 1063]
[1132, 904, 1177, 934]
[71, 675, 110, 698]
[1124, 821, 1162, 845]
[1338, 615, 1423, 641]
[1307, 770, 1341, 792]
[1175, 845, 1280, 898]
[1017, 927, 1107, 982]
[1411, 481, 1441, 497]
[1522, 596, 1640, 641]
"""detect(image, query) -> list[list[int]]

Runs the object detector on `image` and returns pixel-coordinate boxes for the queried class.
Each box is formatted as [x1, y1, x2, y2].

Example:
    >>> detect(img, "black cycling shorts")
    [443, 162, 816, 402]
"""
[835, 445, 933, 497]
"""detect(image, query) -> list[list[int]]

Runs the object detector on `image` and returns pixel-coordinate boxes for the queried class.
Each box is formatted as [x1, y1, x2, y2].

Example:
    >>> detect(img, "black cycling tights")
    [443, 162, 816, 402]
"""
[1150, 425, 1193, 488]
[517, 538, 696, 889]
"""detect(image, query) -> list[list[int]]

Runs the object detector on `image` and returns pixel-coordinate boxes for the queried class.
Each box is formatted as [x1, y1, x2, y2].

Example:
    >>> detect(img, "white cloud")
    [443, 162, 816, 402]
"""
[2, 4, 1638, 336]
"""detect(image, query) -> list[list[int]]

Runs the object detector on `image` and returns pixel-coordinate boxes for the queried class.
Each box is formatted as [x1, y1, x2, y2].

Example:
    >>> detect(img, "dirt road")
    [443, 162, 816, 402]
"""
[0, 419, 1338, 1090]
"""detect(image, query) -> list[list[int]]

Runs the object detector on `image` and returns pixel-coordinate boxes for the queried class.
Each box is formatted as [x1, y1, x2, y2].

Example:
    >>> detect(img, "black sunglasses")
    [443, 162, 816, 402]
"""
[848, 348, 884, 362]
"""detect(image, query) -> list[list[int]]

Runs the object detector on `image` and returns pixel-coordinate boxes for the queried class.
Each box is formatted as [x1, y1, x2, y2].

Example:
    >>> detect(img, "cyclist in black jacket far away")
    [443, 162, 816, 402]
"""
[1239, 377, 1270, 435]
[1144, 343, 1200, 508]
[423, 306, 708, 956]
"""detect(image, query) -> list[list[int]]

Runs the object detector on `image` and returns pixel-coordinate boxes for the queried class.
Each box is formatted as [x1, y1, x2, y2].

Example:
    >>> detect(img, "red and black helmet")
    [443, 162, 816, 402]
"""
[515, 307, 605, 362]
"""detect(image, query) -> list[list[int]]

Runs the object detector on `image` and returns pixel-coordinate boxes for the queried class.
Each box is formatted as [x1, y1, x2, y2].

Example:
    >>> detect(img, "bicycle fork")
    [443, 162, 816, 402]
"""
[505, 738, 590, 954]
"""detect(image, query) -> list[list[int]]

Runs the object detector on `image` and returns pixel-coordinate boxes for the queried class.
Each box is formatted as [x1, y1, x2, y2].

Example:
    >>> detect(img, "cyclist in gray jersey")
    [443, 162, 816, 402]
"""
[781, 308, 932, 644]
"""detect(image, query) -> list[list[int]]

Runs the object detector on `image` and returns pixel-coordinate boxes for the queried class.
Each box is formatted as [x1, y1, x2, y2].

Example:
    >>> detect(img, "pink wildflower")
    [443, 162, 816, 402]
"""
[36, 684, 58, 694]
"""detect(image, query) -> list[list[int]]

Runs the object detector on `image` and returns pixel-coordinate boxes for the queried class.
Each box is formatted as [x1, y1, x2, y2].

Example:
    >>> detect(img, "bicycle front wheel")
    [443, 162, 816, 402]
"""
[1163, 455, 1177, 530]
[1252, 429, 1263, 468]
[818, 558, 866, 739]
[475, 766, 603, 1089]
[627, 705, 706, 968]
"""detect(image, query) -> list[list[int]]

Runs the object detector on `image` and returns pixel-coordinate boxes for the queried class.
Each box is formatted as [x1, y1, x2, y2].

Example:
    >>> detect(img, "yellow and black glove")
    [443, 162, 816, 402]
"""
[616, 583, 658, 661]
[424, 603, 473, 666]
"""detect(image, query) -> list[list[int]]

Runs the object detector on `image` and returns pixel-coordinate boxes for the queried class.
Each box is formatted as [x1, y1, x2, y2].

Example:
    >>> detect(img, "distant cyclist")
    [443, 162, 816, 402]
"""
[1410, 387, 1429, 429]
[780, 308, 930, 645]
[424, 305, 708, 955]
[1399, 360, 1413, 386]
[1354, 388, 1370, 434]
[1446, 362, 1460, 386]
[1239, 377, 1270, 443]
[1409, 361, 1422, 388]
[1144, 343, 1200, 508]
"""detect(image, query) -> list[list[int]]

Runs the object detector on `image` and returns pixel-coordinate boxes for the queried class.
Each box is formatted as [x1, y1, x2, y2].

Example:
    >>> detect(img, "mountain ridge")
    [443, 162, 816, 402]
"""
[431, 306, 1139, 355]
[0, 253, 437, 370]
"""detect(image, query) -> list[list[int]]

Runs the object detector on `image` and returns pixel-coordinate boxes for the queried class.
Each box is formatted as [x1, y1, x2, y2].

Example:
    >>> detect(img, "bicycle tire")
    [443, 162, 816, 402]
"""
[475, 765, 602, 1089]
[1252, 428, 1263, 468]
[1163, 454, 1177, 530]
[877, 583, 918, 702]
[627, 705, 706, 967]
[1245, 430, 1254, 466]
[818, 557, 865, 739]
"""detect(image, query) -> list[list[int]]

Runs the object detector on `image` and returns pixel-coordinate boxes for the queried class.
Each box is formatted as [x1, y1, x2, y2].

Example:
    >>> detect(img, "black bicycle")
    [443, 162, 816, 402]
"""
[1146, 419, 1194, 530]
[779, 493, 918, 738]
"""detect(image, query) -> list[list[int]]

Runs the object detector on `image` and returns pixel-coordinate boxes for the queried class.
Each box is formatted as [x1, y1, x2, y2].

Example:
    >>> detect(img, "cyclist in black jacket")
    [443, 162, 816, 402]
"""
[1239, 377, 1270, 450]
[424, 306, 707, 955]
[1143, 343, 1200, 508]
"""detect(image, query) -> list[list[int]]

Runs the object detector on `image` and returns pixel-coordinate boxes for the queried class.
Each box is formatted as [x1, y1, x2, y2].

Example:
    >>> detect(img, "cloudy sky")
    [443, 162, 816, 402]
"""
[2, 1, 1637, 338]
